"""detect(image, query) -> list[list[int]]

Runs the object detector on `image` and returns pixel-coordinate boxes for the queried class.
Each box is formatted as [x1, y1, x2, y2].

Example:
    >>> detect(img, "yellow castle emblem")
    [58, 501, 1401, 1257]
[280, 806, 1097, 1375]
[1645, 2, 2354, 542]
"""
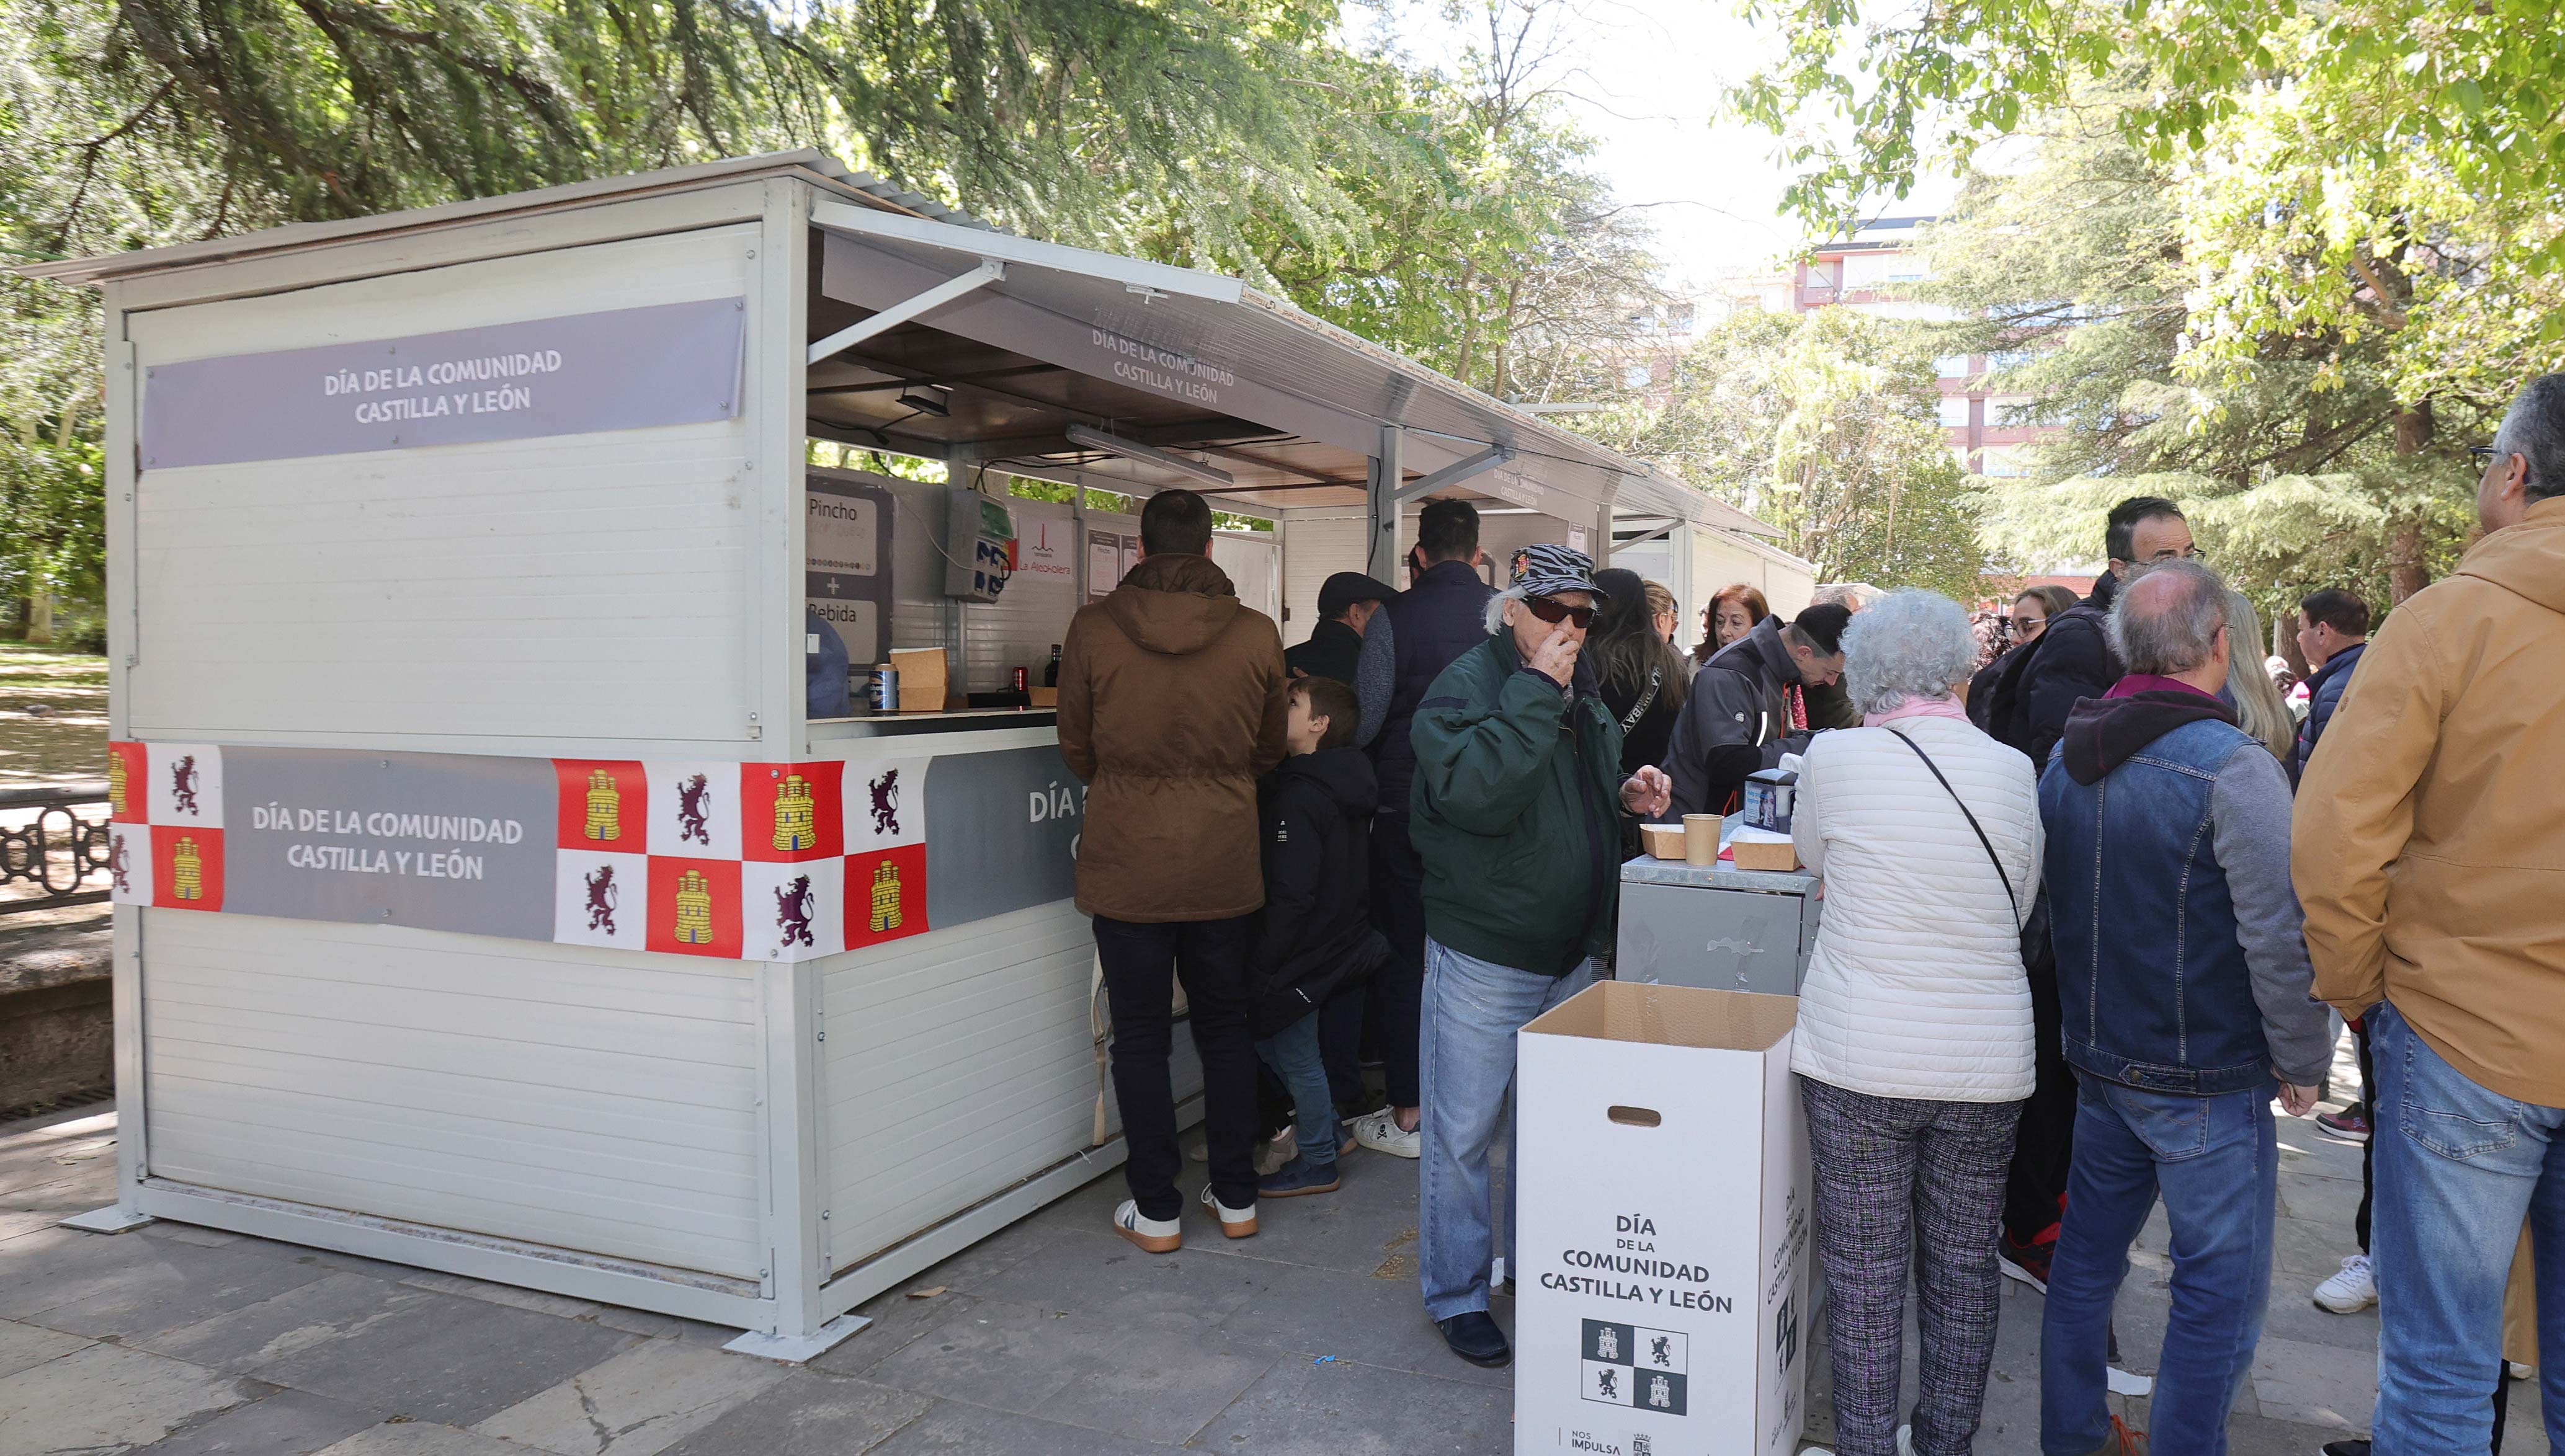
[172, 836, 204, 900]
[868, 859, 904, 933]
[771, 773, 816, 852]
[109, 753, 128, 815]
[673, 868, 714, 944]
[583, 768, 622, 841]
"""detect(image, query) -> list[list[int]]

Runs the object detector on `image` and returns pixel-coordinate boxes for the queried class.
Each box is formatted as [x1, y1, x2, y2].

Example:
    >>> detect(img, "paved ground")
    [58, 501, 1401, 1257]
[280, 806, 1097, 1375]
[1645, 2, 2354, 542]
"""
[0, 1030, 2534, 1456]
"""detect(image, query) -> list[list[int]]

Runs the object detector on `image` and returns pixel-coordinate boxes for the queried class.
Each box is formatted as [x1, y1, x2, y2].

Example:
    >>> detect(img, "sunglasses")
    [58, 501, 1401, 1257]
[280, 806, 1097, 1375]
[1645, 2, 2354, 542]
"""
[1523, 595, 1597, 629]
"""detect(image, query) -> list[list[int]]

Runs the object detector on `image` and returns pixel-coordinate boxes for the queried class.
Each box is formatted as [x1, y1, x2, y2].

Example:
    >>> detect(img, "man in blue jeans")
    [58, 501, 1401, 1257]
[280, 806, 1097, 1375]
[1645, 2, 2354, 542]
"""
[1405, 544, 1671, 1368]
[2296, 375, 2565, 1455]
[2036, 559, 2332, 1455]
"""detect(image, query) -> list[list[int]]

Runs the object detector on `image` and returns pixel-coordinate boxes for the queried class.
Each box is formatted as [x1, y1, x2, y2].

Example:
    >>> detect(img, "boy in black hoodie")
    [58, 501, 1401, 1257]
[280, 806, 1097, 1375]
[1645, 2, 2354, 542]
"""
[1253, 675, 1389, 1197]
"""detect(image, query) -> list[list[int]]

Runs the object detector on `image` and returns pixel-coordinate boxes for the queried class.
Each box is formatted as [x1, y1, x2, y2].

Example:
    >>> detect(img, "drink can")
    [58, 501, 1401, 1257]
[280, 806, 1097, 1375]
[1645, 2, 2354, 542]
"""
[1012, 666, 1028, 692]
[869, 665, 899, 714]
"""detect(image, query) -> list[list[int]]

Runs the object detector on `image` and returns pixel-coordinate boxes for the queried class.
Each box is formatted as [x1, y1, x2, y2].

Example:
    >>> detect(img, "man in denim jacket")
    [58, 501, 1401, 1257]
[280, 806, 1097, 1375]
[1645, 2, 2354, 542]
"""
[2035, 559, 2333, 1456]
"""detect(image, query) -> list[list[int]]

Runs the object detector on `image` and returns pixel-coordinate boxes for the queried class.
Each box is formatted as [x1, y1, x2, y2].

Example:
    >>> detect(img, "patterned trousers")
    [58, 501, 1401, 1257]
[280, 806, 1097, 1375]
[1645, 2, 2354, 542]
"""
[1800, 1076, 2025, 1456]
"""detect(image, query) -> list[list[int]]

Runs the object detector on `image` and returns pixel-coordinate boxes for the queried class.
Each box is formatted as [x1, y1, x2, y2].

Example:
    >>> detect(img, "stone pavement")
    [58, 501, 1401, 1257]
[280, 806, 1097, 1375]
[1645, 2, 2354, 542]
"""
[0, 1039, 2538, 1456]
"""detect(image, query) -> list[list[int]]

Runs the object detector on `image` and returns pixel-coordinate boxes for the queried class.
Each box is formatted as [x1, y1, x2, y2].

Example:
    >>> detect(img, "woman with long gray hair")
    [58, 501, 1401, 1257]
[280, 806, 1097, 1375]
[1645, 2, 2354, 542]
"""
[1790, 589, 2046, 1456]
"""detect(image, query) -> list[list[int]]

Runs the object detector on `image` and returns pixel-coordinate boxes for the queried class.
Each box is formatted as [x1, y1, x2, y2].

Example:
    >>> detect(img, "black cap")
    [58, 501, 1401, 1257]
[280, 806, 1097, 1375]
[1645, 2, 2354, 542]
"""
[1317, 572, 1398, 619]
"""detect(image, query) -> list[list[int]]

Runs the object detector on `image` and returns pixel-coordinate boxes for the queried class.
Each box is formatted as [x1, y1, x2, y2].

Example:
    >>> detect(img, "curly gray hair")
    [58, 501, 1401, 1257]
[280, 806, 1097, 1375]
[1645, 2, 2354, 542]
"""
[1841, 589, 1982, 716]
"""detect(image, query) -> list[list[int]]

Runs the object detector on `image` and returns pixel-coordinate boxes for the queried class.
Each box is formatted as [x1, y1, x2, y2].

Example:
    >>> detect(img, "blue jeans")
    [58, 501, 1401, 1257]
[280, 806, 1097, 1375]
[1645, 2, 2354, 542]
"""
[2041, 1073, 2275, 1456]
[2370, 1001, 2565, 1455]
[1257, 1011, 1337, 1171]
[1417, 937, 1592, 1321]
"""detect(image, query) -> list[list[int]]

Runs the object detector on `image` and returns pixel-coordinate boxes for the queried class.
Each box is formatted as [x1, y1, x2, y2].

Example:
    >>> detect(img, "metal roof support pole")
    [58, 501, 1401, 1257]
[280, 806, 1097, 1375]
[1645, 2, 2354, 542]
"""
[1366, 425, 1403, 581]
[806, 259, 1004, 366]
[1392, 444, 1515, 505]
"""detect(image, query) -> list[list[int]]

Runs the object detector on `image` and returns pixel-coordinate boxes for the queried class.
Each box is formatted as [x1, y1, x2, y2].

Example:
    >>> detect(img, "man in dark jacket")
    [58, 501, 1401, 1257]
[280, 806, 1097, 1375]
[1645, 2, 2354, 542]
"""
[1285, 572, 1395, 684]
[1407, 543, 1672, 1369]
[1058, 487, 1290, 1257]
[2291, 587, 2368, 786]
[1247, 675, 1388, 1200]
[2036, 559, 2332, 1456]
[1986, 495, 2197, 766]
[1661, 602, 1850, 819]
[1344, 499, 1492, 1158]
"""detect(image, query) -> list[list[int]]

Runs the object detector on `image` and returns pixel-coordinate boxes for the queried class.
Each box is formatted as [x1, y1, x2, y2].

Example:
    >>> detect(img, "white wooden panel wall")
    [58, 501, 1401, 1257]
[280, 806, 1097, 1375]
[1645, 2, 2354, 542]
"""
[1278, 513, 1364, 646]
[141, 910, 765, 1279]
[1693, 531, 1816, 619]
[819, 900, 1195, 1274]
[1209, 531, 1280, 628]
[123, 226, 762, 745]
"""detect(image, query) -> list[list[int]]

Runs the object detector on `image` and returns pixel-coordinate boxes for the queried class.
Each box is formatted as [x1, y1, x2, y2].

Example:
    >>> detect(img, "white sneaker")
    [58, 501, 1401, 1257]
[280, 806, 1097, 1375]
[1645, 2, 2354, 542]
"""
[1112, 1199, 1182, 1254]
[1198, 1183, 1259, 1240]
[2313, 1253, 2377, 1314]
[1350, 1108, 1421, 1159]
[2509, 1361, 2536, 1382]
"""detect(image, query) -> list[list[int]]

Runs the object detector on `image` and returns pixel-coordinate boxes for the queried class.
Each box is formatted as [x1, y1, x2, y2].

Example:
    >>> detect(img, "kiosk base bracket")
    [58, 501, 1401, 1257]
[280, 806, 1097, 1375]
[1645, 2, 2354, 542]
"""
[724, 1313, 872, 1364]
[61, 1205, 155, 1234]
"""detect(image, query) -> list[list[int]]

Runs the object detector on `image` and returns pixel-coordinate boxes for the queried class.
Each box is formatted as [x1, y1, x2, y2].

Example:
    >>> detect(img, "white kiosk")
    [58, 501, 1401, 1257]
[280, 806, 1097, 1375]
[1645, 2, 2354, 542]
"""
[26, 150, 1808, 1356]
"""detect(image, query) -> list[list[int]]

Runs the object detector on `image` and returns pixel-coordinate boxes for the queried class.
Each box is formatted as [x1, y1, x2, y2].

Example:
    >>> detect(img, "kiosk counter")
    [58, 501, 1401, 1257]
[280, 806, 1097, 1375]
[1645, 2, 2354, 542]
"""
[29, 149, 1802, 1356]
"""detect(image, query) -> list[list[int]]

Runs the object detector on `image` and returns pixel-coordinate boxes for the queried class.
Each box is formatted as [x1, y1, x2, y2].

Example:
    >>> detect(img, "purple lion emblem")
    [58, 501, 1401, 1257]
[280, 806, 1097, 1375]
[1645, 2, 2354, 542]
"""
[171, 755, 201, 815]
[584, 864, 620, 934]
[868, 768, 901, 837]
[677, 773, 712, 845]
[109, 835, 131, 894]
[774, 874, 816, 949]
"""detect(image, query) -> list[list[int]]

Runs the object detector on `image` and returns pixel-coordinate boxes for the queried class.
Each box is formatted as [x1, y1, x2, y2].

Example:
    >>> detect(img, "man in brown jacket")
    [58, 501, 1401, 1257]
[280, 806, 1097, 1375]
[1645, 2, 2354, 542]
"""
[1058, 487, 1290, 1255]
[2294, 371, 2565, 1453]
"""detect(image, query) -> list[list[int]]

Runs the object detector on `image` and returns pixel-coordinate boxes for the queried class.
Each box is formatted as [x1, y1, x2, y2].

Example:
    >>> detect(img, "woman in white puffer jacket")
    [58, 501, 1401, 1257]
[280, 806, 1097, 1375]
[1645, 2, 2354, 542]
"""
[1790, 589, 2043, 1456]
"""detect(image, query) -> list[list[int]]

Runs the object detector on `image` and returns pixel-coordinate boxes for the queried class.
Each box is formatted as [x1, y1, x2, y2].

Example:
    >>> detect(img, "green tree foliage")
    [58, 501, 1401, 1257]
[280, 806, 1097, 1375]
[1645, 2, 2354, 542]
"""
[1728, 0, 2565, 601]
[1599, 309, 1983, 599]
[1916, 92, 2487, 613]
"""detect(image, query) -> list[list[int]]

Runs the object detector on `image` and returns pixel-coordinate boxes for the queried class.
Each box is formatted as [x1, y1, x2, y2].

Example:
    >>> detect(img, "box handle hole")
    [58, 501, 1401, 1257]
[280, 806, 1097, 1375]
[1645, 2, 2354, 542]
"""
[1607, 1106, 1662, 1127]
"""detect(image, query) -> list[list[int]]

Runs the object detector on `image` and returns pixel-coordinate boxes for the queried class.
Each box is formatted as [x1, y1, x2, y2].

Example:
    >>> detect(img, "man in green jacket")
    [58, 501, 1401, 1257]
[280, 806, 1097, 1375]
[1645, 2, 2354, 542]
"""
[1408, 542, 1672, 1369]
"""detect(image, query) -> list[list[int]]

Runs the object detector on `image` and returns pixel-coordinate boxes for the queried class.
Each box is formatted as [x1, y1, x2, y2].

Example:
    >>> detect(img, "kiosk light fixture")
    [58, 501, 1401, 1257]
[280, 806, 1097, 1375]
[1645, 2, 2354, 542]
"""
[1063, 424, 1235, 487]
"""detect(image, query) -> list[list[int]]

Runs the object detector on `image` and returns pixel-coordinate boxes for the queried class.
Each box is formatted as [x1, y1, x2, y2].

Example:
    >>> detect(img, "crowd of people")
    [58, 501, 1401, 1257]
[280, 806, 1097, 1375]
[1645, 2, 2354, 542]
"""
[1051, 371, 2565, 1455]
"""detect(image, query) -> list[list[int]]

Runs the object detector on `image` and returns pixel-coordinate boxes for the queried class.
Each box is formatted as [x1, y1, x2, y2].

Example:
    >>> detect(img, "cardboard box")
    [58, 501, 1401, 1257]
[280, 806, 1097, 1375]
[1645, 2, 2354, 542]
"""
[888, 648, 949, 714]
[1728, 835, 1801, 874]
[1517, 982, 1811, 1456]
[1027, 686, 1059, 708]
[1638, 823, 1688, 860]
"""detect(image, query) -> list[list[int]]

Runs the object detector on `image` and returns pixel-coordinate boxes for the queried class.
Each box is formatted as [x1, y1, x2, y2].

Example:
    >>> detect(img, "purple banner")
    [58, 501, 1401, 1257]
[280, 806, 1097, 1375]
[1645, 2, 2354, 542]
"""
[141, 298, 746, 470]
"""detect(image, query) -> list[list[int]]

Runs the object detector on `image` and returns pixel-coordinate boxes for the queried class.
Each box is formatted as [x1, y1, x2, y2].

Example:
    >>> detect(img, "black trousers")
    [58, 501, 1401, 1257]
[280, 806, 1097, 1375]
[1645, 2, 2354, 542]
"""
[1318, 980, 1368, 1112]
[2002, 945, 2077, 1244]
[1094, 913, 1259, 1221]
[1362, 814, 1428, 1109]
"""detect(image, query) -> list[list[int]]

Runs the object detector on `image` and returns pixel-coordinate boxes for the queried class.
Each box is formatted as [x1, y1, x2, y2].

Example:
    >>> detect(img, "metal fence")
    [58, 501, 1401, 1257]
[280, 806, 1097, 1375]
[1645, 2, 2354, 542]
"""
[0, 782, 112, 915]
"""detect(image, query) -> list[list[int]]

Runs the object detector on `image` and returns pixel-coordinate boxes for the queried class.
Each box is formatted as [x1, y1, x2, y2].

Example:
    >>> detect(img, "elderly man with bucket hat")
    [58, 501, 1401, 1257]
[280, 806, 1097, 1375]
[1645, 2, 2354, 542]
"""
[1405, 542, 1674, 1369]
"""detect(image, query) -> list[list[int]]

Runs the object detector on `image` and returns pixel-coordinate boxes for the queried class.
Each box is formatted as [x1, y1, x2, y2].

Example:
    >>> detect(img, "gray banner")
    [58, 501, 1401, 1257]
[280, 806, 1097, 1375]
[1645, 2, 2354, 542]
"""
[141, 298, 746, 470]
[223, 748, 558, 937]
[924, 747, 1081, 925]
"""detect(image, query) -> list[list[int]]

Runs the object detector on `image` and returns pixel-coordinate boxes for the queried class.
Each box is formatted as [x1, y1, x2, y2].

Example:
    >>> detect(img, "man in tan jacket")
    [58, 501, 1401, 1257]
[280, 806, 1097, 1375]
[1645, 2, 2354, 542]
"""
[2295, 372, 2565, 1453]
[1058, 487, 1290, 1255]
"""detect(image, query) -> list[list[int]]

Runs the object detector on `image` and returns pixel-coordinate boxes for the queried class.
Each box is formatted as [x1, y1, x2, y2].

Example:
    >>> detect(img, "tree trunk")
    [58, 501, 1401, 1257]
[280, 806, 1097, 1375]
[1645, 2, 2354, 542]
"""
[2387, 518, 2429, 604]
[26, 590, 53, 646]
[2386, 401, 2435, 603]
[2275, 609, 2311, 678]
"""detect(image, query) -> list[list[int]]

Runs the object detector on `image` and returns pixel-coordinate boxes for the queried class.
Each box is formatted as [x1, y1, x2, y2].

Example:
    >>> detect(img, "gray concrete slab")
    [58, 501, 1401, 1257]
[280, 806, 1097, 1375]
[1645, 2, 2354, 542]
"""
[138, 1272, 445, 1373]
[469, 1338, 790, 1456]
[959, 1225, 1276, 1331]
[1188, 1352, 1518, 1455]
[4, 1231, 334, 1341]
[651, 1372, 932, 1456]
[248, 1290, 636, 1427]
[0, 1341, 258, 1456]
[860, 1398, 1173, 1455]
[128, 1389, 386, 1455]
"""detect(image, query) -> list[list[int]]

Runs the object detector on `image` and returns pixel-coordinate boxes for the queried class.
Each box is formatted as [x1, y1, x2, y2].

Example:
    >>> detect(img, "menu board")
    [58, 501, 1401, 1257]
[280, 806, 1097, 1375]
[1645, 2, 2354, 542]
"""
[1086, 528, 1139, 602]
[808, 476, 896, 663]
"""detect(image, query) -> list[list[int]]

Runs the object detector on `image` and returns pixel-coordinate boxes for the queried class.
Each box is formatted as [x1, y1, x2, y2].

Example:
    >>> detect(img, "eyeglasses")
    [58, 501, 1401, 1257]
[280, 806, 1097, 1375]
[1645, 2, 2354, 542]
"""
[2470, 445, 2500, 467]
[2143, 547, 2209, 563]
[1523, 595, 1597, 629]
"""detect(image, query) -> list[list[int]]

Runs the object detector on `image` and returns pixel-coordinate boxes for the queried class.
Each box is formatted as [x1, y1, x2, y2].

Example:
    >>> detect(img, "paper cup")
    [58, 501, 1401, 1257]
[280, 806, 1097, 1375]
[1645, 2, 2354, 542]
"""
[1682, 814, 1721, 866]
